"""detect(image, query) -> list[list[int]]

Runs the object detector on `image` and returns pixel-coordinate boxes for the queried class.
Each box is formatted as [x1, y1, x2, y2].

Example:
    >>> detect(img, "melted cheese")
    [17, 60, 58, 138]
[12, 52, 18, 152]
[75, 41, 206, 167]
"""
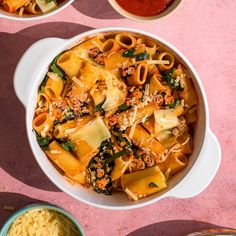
[71, 117, 111, 149]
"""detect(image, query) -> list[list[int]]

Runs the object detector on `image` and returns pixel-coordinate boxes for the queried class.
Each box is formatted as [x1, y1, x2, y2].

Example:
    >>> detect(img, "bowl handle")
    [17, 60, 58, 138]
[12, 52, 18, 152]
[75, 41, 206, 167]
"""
[168, 129, 221, 198]
[14, 37, 65, 107]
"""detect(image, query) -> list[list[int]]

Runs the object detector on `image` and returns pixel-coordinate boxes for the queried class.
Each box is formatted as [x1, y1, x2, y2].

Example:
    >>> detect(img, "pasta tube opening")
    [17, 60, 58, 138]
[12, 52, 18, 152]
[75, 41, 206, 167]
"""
[158, 52, 175, 71]
[127, 63, 148, 85]
[115, 33, 136, 48]
[102, 39, 121, 53]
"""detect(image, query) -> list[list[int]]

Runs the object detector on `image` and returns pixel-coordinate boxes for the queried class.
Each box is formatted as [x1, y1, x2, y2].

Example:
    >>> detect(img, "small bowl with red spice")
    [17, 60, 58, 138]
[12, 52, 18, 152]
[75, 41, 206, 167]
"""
[108, 0, 182, 21]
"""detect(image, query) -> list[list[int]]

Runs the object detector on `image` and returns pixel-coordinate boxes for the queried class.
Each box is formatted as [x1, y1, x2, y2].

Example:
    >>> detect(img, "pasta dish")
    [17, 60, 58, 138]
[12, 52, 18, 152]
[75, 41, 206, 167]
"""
[0, 0, 63, 15]
[33, 32, 198, 201]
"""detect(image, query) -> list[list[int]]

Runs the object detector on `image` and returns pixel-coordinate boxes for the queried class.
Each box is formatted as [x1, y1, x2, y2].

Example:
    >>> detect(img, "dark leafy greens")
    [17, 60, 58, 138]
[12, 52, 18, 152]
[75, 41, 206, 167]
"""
[62, 141, 75, 152]
[163, 69, 184, 91]
[36, 133, 50, 151]
[93, 101, 105, 112]
[118, 104, 130, 112]
[122, 48, 150, 61]
[148, 182, 158, 188]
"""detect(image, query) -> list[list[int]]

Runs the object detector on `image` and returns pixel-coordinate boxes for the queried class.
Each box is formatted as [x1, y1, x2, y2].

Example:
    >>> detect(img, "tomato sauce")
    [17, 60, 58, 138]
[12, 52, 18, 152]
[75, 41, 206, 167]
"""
[116, 0, 175, 17]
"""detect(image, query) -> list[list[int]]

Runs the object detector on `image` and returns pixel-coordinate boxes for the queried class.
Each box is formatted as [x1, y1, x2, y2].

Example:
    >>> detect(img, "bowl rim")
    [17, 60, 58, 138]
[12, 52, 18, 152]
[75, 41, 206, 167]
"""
[23, 27, 210, 210]
[0, 203, 85, 236]
[108, 0, 183, 22]
[0, 0, 75, 21]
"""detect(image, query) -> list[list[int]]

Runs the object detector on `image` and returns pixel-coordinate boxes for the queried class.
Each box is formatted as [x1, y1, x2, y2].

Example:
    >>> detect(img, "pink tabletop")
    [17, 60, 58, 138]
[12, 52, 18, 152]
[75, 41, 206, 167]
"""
[0, 0, 236, 235]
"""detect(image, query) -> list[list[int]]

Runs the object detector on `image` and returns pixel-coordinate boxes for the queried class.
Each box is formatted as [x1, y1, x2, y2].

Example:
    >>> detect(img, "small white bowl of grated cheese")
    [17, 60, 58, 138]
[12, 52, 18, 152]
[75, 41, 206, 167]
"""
[0, 204, 85, 236]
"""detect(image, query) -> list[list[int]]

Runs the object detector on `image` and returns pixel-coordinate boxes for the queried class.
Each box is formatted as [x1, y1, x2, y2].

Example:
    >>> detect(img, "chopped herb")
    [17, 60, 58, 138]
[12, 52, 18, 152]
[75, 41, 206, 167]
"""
[53, 120, 60, 126]
[168, 99, 180, 108]
[36, 133, 50, 151]
[164, 68, 175, 85]
[118, 104, 130, 112]
[117, 132, 132, 149]
[164, 69, 184, 91]
[133, 52, 150, 61]
[51, 64, 64, 78]
[100, 139, 113, 151]
[50, 53, 66, 79]
[122, 48, 150, 61]
[148, 182, 158, 188]
[106, 149, 130, 164]
[122, 48, 135, 57]
[62, 141, 75, 152]
[39, 85, 45, 93]
[94, 101, 105, 112]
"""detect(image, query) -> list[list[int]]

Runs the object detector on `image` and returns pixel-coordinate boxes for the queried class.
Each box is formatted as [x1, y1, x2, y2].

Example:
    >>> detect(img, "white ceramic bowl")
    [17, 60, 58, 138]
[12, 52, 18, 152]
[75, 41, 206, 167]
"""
[108, 0, 183, 22]
[14, 27, 221, 210]
[0, 0, 74, 21]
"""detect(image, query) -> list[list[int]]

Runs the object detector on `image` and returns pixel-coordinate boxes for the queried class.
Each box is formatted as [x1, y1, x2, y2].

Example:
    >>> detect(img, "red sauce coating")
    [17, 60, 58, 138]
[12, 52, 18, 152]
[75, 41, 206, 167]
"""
[116, 0, 175, 17]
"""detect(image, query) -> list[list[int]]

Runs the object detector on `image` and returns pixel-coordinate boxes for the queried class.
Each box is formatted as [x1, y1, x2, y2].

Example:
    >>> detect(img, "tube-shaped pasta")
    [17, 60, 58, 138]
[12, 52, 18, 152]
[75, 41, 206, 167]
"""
[121, 166, 167, 200]
[45, 72, 64, 99]
[111, 155, 133, 181]
[178, 135, 193, 154]
[74, 139, 98, 167]
[79, 62, 103, 91]
[142, 116, 177, 149]
[35, 92, 50, 114]
[117, 102, 159, 129]
[158, 152, 188, 176]
[180, 75, 198, 107]
[137, 38, 157, 56]
[24, 0, 40, 14]
[158, 52, 175, 71]
[149, 74, 168, 95]
[130, 125, 167, 162]
[142, 116, 155, 135]
[45, 141, 86, 184]
[104, 50, 134, 70]
[33, 112, 53, 137]
[174, 102, 184, 116]
[90, 85, 106, 106]
[57, 51, 84, 79]
[115, 33, 136, 49]
[37, 92, 49, 107]
[102, 39, 121, 53]
[185, 106, 197, 124]
[2, 0, 29, 13]
[54, 115, 94, 139]
[127, 63, 148, 85]
[54, 120, 77, 139]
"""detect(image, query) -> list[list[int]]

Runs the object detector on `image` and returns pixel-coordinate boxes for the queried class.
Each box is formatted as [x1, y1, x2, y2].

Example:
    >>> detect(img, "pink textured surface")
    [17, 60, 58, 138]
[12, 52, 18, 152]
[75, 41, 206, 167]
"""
[0, 0, 236, 235]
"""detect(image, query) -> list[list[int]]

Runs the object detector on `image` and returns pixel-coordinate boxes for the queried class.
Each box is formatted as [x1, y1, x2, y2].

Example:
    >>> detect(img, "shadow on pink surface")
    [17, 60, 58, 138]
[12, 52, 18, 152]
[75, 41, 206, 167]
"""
[127, 220, 234, 236]
[0, 22, 92, 192]
[0, 192, 45, 227]
[72, 0, 123, 19]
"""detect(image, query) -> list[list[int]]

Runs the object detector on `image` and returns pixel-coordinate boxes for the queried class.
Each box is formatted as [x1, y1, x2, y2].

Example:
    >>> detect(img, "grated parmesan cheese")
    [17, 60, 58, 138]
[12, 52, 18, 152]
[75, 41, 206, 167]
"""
[7, 208, 81, 236]
[64, 127, 77, 134]
[50, 149, 61, 154]
[124, 188, 138, 201]
[72, 76, 85, 87]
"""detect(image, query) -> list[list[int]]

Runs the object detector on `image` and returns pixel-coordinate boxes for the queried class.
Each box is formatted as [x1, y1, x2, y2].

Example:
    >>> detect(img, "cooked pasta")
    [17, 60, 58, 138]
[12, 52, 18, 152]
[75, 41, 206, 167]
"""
[33, 32, 198, 201]
[0, 0, 63, 15]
